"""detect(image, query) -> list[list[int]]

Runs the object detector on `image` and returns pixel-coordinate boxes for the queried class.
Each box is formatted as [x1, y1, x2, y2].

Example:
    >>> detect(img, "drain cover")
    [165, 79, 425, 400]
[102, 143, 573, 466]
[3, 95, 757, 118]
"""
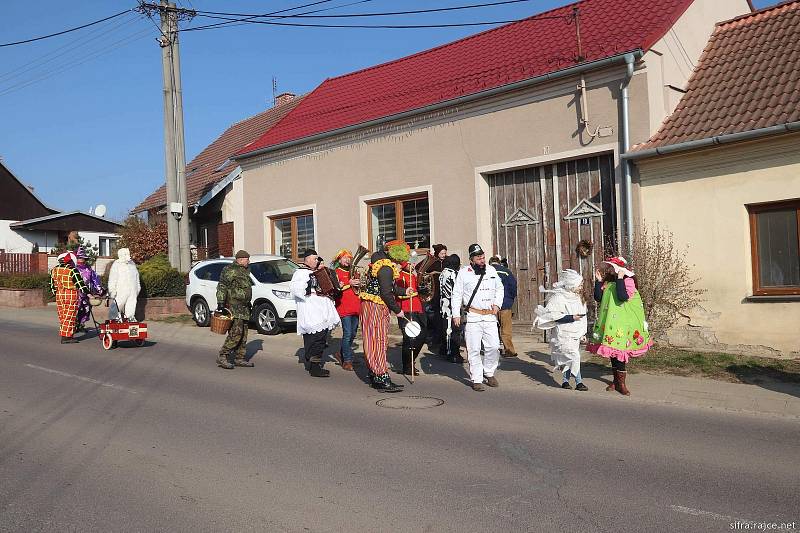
[376, 396, 445, 409]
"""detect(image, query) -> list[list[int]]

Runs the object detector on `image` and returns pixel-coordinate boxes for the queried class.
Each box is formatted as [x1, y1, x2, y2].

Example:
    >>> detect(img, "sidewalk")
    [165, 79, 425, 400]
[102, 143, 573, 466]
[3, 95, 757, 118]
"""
[5, 306, 800, 420]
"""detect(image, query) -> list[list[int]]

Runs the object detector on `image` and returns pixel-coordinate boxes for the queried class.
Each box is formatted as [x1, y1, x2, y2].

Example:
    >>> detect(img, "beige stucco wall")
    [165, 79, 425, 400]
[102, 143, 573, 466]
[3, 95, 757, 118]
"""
[636, 134, 800, 357]
[642, 0, 750, 135]
[238, 65, 651, 262]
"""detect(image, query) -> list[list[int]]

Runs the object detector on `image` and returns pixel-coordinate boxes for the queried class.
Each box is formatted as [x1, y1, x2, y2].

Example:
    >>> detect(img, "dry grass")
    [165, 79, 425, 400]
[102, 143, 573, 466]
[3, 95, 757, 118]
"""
[588, 347, 800, 384]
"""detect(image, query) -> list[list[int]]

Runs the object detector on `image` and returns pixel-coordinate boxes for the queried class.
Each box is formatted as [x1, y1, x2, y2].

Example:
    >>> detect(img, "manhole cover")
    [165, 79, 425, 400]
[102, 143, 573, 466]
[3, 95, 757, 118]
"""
[376, 396, 445, 409]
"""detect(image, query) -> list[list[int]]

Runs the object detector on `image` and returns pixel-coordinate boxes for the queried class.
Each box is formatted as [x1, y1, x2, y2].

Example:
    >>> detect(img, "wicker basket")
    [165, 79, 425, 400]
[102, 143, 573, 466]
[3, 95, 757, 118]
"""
[210, 309, 233, 335]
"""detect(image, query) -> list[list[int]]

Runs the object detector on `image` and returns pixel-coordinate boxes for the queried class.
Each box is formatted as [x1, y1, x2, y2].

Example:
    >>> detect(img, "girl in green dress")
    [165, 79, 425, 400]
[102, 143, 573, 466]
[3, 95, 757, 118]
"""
[587, 257, 652, 395]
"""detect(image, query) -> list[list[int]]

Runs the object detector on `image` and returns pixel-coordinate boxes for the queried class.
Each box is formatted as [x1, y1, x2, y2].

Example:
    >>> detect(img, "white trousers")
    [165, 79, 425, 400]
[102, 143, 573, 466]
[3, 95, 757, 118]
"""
[110, 293, 137, 321]
[464, 320, 501, 384]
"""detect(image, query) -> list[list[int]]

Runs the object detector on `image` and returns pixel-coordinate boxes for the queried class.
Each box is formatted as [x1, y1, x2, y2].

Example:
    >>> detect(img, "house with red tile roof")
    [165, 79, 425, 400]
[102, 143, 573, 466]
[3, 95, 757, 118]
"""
[624, 0, 800, 356]
[132, 93, 303, 258]
[232, 0, 749, 324]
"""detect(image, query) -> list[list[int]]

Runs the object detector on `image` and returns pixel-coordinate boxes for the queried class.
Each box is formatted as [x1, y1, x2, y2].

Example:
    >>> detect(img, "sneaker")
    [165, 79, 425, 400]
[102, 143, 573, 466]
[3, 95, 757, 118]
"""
[484, 376, 499, 388]
[472, 383, 485, 392]
[561, 381, 572, 389]
[575, 383, 589, 392]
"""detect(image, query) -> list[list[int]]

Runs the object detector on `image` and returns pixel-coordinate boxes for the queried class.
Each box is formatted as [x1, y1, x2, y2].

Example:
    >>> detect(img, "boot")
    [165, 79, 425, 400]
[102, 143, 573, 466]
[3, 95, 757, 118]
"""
[372, 381, 403, 393]
[606, 370, 619, 391]
[217, 358, 234, 370]
[309, 363, 330, 378]
[234, 358, 254, 367]
[341, 361, 354, 371]
[616, 371, 630, 396]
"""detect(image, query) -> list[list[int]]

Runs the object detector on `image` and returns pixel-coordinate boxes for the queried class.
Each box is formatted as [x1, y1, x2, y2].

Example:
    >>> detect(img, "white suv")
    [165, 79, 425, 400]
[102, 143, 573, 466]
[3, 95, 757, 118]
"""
[186, 255, 298, 335]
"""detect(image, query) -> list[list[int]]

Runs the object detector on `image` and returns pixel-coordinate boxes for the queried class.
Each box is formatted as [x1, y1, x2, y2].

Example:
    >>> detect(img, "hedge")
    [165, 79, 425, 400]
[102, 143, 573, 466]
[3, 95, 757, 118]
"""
[137, 254, 186, 298]
[0, 273, 53, 303]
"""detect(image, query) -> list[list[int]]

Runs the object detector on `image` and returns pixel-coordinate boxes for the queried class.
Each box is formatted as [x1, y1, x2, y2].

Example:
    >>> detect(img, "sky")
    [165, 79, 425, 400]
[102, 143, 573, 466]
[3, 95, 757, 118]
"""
[0, 0, 778, 221]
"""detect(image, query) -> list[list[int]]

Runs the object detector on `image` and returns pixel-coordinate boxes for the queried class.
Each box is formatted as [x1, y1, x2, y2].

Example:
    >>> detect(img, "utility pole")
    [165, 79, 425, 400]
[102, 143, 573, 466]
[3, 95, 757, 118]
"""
[138, 1, 194, 271]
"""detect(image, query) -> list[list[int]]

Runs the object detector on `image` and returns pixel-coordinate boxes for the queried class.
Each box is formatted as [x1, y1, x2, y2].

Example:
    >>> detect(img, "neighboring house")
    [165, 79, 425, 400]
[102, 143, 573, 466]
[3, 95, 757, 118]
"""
[625, 1, 800, 356]
[131, 93, 303, 259]
[231, 0, 750, 324]
[0, 160, 122, 256]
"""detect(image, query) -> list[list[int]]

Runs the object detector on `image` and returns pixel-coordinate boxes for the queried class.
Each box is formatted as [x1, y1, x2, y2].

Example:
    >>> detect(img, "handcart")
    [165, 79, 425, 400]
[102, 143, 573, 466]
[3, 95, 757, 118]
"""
[89, 296, 148, 350]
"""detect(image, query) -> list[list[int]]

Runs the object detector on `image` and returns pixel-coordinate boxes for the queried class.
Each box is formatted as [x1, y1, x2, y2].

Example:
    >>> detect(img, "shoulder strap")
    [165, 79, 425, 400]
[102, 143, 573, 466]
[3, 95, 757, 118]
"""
[465, 273, 485, 309]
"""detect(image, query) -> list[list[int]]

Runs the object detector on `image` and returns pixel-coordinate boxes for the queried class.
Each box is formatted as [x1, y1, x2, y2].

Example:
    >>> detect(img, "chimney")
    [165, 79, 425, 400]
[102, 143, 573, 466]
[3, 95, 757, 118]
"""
[274, 92, 296, 106]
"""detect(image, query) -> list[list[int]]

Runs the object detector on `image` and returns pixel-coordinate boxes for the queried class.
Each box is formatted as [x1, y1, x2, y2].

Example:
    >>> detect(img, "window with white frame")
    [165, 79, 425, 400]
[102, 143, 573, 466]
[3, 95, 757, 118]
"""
[99, 237, 119, 257]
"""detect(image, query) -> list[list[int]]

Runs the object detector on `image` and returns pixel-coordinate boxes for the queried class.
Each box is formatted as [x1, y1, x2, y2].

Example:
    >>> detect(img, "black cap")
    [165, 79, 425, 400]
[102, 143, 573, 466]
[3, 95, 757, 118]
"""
[301, 249, 318, 259]
[468, 243, 484, 258]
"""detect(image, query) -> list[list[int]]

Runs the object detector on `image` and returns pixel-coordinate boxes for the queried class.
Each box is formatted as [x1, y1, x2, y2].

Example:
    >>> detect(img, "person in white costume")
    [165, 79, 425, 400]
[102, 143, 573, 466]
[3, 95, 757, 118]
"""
[107, 248, 141, 321]
[451, 244, 505, 392]
[289, 249, 341, 378]
[533, 269, 589, 391]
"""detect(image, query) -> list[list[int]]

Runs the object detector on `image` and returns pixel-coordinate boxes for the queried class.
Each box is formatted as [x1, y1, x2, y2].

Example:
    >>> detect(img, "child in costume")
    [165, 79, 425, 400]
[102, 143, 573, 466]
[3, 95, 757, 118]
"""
[533, 269, 589, 391]
[587, 256, 652, 395]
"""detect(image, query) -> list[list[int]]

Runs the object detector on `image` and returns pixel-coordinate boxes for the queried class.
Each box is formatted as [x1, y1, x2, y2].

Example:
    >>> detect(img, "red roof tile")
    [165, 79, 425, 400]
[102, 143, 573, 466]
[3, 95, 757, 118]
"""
[133, 95, 304, 213]
[633, 0, 800, 152]
[239, 0, 695, 156]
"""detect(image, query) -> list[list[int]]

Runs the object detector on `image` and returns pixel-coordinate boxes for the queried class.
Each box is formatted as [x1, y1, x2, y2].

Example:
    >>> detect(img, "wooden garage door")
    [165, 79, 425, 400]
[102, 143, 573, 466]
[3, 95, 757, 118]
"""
[489, 154, 617, 325]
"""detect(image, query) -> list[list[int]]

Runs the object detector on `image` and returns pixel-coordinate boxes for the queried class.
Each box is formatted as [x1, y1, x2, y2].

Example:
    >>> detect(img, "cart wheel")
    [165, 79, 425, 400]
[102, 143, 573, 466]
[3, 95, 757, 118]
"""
[133, 338, 145, 347]
[102, 333, 114, 351]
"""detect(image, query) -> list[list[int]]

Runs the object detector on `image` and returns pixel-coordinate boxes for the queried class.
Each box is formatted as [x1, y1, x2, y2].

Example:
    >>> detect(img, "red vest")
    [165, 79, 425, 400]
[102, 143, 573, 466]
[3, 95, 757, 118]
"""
[334, 267, 361, 317]
[395, 268, 422, 314]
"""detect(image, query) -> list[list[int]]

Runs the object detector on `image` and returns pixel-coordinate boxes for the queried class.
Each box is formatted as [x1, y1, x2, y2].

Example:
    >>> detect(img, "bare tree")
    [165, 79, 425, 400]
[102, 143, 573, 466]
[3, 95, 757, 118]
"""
[629, 223, 706, 337]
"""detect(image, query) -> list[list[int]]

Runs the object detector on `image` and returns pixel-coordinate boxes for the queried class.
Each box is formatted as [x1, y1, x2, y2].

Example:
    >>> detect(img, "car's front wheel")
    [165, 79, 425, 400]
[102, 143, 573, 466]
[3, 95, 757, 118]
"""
[192, 297, 210, 327]
[253, 302, 280, 335]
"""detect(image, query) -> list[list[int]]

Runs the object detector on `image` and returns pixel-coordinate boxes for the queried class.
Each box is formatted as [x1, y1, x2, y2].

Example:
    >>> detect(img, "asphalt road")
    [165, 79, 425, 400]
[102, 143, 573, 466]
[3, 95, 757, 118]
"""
[0, 318, 797, 533]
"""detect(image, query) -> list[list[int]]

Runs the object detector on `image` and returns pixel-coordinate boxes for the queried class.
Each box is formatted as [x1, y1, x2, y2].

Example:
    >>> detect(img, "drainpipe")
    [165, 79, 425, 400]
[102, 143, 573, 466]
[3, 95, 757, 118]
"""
[620, 53, 635, 256]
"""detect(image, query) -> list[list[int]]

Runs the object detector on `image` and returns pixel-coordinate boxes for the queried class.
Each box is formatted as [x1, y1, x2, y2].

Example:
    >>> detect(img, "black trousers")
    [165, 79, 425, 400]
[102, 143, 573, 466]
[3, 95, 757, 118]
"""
[303, 329, 328, 369]
[425, 300, 442, 346]
[398, 311, 428, 371]
[611, 357, 627, 371]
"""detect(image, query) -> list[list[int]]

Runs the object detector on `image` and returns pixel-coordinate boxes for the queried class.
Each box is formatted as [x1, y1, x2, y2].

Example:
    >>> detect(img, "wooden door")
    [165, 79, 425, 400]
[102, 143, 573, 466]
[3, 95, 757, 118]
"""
[489, 154, 616, 327]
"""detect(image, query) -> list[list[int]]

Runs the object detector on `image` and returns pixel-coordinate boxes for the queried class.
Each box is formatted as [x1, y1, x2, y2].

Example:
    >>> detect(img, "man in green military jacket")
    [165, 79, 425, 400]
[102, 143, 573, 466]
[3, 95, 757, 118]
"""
[216, 250, 254, 369]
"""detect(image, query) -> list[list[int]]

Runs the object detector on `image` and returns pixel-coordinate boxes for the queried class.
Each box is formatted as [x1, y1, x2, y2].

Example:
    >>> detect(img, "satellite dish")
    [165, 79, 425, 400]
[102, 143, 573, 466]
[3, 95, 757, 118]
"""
[94, 204, 107, 217]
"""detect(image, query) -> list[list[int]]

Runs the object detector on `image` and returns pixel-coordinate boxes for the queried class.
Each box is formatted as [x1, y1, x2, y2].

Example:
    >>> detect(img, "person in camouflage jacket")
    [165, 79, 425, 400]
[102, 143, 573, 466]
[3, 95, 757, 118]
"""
[216, 250, 254, 369]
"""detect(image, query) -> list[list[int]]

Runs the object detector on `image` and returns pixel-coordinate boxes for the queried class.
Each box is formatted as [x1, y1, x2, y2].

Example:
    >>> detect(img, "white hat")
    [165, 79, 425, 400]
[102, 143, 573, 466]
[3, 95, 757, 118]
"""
[553, 269, 583, 291]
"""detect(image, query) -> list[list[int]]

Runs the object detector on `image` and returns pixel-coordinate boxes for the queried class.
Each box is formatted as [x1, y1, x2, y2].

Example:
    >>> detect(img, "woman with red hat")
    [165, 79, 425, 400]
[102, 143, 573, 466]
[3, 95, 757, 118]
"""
[331, 249, 361, 371]
[588, 256, 652, 395]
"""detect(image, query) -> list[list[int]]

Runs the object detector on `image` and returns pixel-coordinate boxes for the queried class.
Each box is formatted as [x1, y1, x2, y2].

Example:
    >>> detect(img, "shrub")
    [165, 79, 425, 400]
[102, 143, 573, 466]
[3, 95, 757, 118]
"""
[629, 223, 706, 337]
[0, 273, 53, 303]
[52, 234, 99, 264]
[117, 216, 168, 264]
[138, 254, 185, 298]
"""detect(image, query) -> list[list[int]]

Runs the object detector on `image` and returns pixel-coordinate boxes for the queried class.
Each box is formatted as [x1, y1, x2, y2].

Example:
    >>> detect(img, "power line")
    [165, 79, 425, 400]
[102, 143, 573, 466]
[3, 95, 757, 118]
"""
[194, 0, 541, 19]
[0, 9, 133, 48]
[0, 24, 154, 97]
[0, 13, 140, 83]
[181, 0, 340, 33]
[183, 16, 558, 30]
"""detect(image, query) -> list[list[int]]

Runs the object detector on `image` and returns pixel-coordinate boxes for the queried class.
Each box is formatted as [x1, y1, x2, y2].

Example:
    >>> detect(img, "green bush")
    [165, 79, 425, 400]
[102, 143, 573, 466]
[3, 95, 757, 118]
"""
[0, 273, 53, 303]
[138, 254, 186, 298]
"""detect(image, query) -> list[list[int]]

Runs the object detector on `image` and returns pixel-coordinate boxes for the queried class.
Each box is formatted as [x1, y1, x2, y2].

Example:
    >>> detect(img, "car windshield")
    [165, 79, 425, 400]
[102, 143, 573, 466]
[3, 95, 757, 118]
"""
[249, 259, 298, 284]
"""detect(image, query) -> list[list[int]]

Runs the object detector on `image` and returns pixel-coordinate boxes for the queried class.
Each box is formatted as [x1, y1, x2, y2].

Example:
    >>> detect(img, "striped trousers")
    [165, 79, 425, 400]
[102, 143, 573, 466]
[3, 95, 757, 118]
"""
[360, 300, 390, 377]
